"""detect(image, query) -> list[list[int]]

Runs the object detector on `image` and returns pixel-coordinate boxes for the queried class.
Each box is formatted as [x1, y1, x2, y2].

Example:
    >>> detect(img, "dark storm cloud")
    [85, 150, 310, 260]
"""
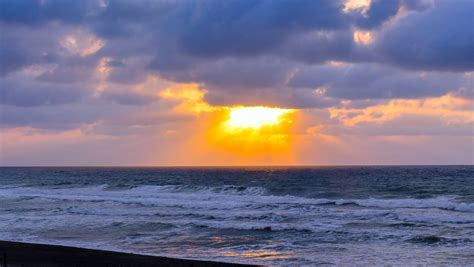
[376, 0, 474, 71]
[105, 59, 150, 85]
[147, 0, 350, 71]
[101, 91, 159, 106]
[453, 75, 474, 100]
[1, 0, 472, 71]
[37, 57, 99, 84]
[0, 24, 62, 76]
[0, 42, 30, 76]
[352, 0, 400, 29]
[0, 77, 89, 107]
[169, 0, 345, 58]
[159, 57, 294, 90]
[0, 0, 472, 120]
[205, 87, 338, 109]
[289, 64, 464, 100]
[0, 97, 184, 132]
[279, 30, 364, 64]
[0, 104, 101, 130]
[0, 0, 97, 25]
[91, 0, 175, 38]
[351, 0, 430, 30]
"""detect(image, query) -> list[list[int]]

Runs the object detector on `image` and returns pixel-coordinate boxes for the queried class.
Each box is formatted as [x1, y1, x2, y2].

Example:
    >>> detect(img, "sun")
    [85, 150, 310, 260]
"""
[224, 106, 293, 131]
[204, 106, 296, 161]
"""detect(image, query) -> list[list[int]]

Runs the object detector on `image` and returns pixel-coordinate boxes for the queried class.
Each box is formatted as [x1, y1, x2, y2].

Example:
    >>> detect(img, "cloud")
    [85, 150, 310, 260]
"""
[0, 0, 473, 165]
[160, 57, 294, 90]
[278, 30, 364, 64]
[376, 0, 474, 71]
[289, 63, 464, 100]
[0, 76, 89, 107]
[0, 23, 61, 76]
[0, 0, 97, 25]
[351, 114, 473, 136]
[101, 91, 159, 106]
[351, 0, 400, 29]
[169, 0, 345, 58]
[327, 94, 474, 135]
[1, 0, 472, 72]
[59, 29, 105, 57]
[0, 104, 101, 130]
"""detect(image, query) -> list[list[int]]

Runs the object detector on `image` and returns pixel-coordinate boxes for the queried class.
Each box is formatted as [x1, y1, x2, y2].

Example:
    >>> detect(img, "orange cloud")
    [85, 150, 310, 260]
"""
[60, 29, 105, 57]
[159, 83, 215, 114]
[353, 30, 374, 45]
[329, 94, 474, 127]
[343, 0, 371, 14]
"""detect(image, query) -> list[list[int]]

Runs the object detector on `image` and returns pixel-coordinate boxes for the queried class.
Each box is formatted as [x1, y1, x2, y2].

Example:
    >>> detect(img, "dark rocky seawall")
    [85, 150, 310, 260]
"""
[0, 241, 257, 267]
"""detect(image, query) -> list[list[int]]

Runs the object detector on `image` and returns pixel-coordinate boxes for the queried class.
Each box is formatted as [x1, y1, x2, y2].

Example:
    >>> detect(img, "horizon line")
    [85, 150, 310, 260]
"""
[1, 164, 472, 168]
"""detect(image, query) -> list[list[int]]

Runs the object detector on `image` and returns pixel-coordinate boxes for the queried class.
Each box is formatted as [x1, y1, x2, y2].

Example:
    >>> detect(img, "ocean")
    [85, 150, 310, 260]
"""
[0, 166, 473, 266]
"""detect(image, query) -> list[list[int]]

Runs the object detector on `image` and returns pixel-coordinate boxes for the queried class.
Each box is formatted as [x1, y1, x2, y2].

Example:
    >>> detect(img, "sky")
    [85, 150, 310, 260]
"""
[0, 0, 473, 166]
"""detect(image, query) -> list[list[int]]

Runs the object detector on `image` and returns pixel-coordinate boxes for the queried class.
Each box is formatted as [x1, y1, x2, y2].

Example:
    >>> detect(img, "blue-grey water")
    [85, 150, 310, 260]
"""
[0, 166, 473, 266]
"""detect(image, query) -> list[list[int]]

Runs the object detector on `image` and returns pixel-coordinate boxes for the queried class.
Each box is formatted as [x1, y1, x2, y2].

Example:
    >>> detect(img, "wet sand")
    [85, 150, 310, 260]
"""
[0, 240, 257, 267]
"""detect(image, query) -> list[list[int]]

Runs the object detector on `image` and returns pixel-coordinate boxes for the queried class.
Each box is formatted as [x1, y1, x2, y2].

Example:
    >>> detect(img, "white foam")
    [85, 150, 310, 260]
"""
[335, 197, 474, 212]
[0, 185, 472, 234]
[1, 185, 472, 214]
[1, 184, 473, 266]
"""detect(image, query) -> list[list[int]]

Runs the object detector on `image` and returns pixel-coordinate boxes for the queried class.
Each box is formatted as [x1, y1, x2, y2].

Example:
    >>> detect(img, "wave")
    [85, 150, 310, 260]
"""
[407, 235, 473, 245]
[0, 184, 472, 213]
[126, 184, 269, 196]
[329, 198, 474, 212]
[0, 184, 474, 212]
[1, 183, 474, 256]
[124, 185, 474, 212]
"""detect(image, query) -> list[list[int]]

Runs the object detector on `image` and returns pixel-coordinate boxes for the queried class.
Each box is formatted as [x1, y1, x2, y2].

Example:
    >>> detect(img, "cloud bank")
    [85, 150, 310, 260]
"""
[0, 0, 473, 165]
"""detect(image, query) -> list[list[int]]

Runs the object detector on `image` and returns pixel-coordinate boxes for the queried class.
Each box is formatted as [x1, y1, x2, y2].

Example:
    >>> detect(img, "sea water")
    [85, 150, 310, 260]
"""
[0, 166, 473, 265]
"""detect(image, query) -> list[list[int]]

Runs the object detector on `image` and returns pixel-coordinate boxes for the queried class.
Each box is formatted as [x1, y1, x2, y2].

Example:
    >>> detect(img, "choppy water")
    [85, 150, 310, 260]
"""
[0, 166, 473, 266]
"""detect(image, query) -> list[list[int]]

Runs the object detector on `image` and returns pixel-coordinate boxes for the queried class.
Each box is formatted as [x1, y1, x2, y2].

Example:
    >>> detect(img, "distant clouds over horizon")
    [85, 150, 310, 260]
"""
[1, 0, 473, 165]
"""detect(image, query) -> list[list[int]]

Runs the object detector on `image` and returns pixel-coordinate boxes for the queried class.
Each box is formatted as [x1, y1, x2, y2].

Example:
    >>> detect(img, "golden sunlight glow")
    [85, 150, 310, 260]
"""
[157, 84, 298, 163]
[60, 30, 104, 57]
[344, 0, 371, 13]
[204, 106, 296, 161]
[225, 106, 293, 130]
[159, 84, 215, 114]
[353, 30, 374, 45]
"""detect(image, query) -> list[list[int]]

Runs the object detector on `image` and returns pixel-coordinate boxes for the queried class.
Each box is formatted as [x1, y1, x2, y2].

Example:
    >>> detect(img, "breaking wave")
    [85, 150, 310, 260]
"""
[0, 184, 472, 213]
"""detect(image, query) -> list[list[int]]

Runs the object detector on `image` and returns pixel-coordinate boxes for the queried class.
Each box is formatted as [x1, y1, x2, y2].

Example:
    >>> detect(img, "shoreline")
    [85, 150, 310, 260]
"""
[0, 240, 257, 267]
